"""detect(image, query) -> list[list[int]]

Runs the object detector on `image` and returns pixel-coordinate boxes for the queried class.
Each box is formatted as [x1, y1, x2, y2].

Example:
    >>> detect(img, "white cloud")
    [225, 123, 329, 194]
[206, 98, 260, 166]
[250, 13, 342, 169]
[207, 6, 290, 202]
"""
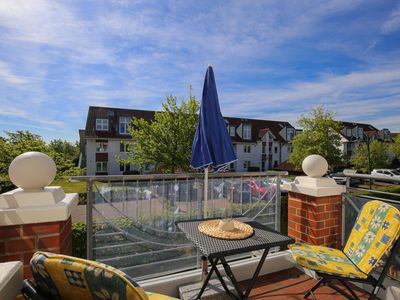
[0, 106, 27, 118]
[0, 0, 399, 140]
[0, 0, 114, 64]
[381, 3, 400, 34]
[219, 66, 400, 132]
[0, 61, 29, 86]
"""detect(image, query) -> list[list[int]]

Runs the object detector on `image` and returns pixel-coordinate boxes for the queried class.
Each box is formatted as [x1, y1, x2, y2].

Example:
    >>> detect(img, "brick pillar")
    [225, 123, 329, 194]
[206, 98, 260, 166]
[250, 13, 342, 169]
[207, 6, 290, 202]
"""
[282, 155, 346, 249]
[287, 192, 342, 248]
[0, 217, 72, 279]
[0, 152, 78, 300]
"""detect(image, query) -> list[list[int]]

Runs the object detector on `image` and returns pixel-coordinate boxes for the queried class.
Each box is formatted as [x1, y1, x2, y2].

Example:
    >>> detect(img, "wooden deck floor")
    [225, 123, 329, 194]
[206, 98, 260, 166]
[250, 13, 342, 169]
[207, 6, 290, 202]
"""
[240, 268, 371, 300]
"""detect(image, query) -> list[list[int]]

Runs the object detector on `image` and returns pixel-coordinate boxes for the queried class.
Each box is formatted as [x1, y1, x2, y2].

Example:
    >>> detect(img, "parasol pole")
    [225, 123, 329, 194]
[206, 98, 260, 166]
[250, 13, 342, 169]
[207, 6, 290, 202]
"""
[204, 167, 208, 218]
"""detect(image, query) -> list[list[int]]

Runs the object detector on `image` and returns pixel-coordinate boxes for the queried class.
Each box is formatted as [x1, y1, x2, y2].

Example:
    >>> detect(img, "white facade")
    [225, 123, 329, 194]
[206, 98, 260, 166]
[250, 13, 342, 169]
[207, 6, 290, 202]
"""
[82, 106, 297, 175]
[85, 133, 292, 175]
[86, 139, 141, 175]
[230, 130, 291, 173]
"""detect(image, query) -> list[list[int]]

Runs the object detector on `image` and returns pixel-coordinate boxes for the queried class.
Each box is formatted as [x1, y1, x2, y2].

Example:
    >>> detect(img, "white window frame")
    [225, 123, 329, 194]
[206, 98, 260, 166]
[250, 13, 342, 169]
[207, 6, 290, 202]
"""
[243, 124, 251, 140]
[120, 142, 128, 153]
[119, 117, 130, 134]
[120, 163, 131, 172]
[346, 128, 352, 136]
[229, 126, 236, 137]
[243, 145, 251, 153]
[96, 118, 109, 131]
[96, 161, 108, 172]
[96, 141, 108, 152]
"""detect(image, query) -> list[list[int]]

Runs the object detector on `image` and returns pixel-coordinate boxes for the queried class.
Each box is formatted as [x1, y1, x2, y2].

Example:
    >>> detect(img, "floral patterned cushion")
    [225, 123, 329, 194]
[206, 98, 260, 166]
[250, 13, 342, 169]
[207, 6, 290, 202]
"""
[31, 251, 149, 300]
[290, 200, 400, 280]
[343, 201, 400, 274]
[290, 243, 367, 279]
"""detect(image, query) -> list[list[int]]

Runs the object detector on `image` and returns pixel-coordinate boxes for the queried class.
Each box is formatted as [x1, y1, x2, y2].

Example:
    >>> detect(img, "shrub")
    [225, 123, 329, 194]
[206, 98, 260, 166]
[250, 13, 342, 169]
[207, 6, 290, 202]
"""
[78, 192, 87, 205]
[0, 177, 15, 193]
[72, 222, 86, 258]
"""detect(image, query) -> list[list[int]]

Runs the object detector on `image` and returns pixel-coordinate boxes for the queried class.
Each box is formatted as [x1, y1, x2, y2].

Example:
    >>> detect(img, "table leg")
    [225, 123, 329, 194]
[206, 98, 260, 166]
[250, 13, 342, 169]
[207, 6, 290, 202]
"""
[209, 258, 241, 300]
[243, 248, 270, 299]
[219, 256, 244, 299]
[196, 257, 218, 300]
[201, 256, 208, 281]
[220, 248, 270, 300]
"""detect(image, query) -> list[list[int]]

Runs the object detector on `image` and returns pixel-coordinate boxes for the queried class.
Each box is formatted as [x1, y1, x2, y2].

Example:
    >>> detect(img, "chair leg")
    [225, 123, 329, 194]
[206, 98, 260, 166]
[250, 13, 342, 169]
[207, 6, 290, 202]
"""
[367, 285, 381, 300]
[329, 279, 360, 300]
[339, 279, 359, 299]
[304, 278, 326, 299]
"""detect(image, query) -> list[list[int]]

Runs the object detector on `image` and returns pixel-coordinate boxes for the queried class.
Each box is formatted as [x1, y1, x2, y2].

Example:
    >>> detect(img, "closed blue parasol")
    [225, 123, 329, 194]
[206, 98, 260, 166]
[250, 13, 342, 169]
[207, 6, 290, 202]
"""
[191, 65, 237, 217]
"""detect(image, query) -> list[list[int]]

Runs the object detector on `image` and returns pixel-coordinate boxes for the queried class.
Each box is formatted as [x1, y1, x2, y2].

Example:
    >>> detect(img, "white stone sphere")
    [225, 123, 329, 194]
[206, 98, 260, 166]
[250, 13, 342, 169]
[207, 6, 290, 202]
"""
[8, 152, 57, 191]
[302, 154, 328, 178]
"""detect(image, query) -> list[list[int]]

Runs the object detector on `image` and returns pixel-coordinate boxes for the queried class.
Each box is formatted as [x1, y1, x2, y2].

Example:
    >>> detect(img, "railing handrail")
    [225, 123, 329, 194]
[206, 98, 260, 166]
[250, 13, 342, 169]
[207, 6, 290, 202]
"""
[343, 171, 400, 183]
[71, 170, 288, 182]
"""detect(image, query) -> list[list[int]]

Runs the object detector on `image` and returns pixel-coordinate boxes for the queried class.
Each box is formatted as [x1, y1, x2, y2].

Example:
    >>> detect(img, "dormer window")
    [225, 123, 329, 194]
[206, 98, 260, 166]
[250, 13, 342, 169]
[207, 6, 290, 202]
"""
[229, 126, 236, 137]
[346, 128, 352, 137]
[243, 124, 251, 140]
[119, 117, 131, 134]
[287, 128, 295, 141]
[96, 118, 108, 131]
[357, 127, 363, 138]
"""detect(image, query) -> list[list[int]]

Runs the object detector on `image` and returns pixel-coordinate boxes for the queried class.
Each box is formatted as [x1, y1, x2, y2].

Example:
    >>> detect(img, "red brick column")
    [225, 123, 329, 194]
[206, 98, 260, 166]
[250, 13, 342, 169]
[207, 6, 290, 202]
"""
[0, 217, 72, 280]
[288, 192, 342, 249]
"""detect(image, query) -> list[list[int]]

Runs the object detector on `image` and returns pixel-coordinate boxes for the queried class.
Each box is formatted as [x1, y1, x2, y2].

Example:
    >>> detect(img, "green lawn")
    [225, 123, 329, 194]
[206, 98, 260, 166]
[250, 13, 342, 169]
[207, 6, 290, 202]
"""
[51, 178, 87, 193]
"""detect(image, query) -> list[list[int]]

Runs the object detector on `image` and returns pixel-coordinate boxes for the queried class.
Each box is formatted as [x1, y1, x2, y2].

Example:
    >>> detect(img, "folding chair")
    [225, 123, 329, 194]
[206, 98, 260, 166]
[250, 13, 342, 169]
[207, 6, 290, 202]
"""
[22, 251, 177, 300]
[290, 200, 400, 300]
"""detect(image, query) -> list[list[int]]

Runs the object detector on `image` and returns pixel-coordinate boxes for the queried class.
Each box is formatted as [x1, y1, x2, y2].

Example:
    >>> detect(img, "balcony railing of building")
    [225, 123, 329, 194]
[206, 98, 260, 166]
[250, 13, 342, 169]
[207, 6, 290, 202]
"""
[72, 171, 288, 281]
[343, 172, 400, 284]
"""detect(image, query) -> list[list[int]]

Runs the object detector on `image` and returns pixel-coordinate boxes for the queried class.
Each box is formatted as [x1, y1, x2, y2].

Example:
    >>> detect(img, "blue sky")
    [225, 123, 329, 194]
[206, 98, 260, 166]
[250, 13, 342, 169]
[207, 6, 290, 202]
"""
[1, 0, 400, 142]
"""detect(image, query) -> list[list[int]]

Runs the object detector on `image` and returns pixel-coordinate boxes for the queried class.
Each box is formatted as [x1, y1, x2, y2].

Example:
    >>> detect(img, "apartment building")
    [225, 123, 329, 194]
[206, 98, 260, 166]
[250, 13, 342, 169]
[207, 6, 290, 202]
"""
[80, 106, 297, 175]
[338, 121, 392, 157]
[80, 106, 396, 175]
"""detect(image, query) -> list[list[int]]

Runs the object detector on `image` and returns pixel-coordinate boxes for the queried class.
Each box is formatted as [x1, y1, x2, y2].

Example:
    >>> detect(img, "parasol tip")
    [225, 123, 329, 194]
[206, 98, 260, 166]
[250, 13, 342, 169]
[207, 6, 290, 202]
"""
[207, 64, 213, 68]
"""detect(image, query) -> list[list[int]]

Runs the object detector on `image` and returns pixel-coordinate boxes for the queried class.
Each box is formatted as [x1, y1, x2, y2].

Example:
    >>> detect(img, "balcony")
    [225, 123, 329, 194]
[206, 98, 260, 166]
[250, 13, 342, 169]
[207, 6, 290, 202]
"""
[1, 153, 400, 299]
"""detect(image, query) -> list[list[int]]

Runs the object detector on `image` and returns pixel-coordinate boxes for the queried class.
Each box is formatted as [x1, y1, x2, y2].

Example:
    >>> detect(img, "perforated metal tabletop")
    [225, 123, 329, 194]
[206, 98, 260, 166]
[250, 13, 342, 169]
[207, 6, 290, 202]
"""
[176, 217, 294, 258]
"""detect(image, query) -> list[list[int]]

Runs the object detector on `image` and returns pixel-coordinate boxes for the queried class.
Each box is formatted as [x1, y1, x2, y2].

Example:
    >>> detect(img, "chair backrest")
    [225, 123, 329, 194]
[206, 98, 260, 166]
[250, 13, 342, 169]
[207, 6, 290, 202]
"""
[30, 251, 149, 300]
[344, 200, 400, 275]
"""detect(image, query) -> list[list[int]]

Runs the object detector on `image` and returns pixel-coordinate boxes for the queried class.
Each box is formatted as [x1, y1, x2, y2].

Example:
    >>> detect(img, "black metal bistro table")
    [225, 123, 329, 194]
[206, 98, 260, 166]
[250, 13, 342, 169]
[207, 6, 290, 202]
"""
[176, 217, 294, 300]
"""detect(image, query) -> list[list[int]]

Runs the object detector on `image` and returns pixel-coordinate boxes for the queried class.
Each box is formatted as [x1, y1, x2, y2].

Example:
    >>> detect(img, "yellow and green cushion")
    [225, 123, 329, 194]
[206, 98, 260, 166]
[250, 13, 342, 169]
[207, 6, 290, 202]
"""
[290, 243, 367, 279]
[290, 200, 400, 279]
[30, 251, 178, 300]
[344, 200, 400, 274]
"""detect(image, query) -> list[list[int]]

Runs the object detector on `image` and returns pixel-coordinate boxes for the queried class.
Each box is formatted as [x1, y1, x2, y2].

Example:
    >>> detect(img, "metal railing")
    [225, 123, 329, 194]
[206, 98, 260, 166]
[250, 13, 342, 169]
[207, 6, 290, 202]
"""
[72, 171, 287, 280]
[342, 172, 400, 283]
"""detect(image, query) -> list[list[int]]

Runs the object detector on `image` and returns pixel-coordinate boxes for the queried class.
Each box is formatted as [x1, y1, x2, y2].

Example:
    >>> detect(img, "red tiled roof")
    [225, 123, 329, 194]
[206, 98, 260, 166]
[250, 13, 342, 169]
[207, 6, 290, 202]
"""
[274, 160, 298, 172]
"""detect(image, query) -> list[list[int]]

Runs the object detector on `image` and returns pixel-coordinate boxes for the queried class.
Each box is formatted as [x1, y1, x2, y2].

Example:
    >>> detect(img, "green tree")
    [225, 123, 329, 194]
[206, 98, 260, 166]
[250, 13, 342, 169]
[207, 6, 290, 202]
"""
[49, 139, 80, 164]
[120, 95, 199, 173]
[289, 106, 343, 169]
[351, 140, 390, 172]
[0, 131, 83, 192]
[390, 135, 400, 161]
[0, 131, 47, 175]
